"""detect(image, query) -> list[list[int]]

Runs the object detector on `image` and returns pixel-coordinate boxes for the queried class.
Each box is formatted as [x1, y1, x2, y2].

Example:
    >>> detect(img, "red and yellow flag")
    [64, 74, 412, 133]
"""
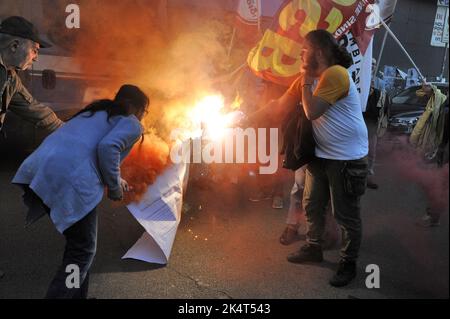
[247, 0, 376, 86]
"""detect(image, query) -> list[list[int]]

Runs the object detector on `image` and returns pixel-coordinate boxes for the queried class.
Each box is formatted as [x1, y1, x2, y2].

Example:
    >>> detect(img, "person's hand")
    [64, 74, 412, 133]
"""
[301, 72, 315, 86]
[120, 178, 131, 193]
[107, 187, 123, 201]
[107, 178, 132, 201]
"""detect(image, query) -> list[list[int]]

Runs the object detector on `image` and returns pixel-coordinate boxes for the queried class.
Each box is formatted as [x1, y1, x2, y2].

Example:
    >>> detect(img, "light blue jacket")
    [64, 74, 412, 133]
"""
[12, 111, 143, 233]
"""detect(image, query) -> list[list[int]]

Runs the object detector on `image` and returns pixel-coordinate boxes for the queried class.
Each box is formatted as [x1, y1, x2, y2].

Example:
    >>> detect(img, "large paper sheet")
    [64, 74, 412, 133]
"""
[123, 162, 189, 264]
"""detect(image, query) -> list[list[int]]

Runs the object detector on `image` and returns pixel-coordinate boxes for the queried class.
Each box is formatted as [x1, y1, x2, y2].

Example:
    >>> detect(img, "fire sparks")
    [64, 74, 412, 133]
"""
[185, 94, 244, 141]
[120, 93, 244, 204]
[188, 94, 230, 140]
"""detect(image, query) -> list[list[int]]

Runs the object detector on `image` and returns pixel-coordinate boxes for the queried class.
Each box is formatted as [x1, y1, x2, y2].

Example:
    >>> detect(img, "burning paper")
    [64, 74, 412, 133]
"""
[121, 93, 245, 264]
[123, 158, 189, 264]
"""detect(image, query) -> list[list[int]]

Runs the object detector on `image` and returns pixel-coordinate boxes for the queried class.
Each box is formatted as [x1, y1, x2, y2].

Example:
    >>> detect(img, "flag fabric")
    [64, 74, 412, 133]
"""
[233, 0, 285, 44]
[247, 0, 397, 110]
[236, 0, 261, 26]
[232, 0, 262, 45]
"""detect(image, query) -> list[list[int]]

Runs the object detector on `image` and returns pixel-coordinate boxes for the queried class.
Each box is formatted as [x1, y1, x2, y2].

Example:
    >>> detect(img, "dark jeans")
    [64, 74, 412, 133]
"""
[303, 157, 368, 262]
[45, 208, 98, 299]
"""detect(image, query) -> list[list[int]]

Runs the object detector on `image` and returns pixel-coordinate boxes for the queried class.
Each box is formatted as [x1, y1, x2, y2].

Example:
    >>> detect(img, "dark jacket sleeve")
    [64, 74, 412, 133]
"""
[8, 78, 63, 133]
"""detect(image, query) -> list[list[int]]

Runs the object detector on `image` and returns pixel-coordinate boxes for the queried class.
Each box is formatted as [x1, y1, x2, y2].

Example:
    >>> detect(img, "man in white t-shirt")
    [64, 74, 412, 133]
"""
[244, 30, 368, 287]
[285, 30, 368, 287]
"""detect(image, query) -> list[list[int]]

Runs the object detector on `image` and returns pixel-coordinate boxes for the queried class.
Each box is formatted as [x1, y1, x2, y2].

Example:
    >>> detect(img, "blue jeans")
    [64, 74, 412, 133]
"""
[45, 208, 98, 299]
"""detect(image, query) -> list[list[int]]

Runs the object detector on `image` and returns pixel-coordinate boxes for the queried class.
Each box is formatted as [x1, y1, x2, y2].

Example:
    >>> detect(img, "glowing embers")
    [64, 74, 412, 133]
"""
[187, 228, 209, 242]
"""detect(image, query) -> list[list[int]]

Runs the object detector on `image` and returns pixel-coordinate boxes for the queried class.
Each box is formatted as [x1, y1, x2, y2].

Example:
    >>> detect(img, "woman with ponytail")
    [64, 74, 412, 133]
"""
[13, 84, 149, 298]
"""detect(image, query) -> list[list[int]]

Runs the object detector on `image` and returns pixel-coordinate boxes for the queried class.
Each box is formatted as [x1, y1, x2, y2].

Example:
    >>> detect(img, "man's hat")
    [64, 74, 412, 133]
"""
[0, 16, 51, 48]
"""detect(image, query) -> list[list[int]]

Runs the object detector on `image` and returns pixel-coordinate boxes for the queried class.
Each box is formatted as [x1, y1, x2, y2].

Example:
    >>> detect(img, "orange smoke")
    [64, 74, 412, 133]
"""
[50, 1, 251, 203]
[120, 132, 170, 204]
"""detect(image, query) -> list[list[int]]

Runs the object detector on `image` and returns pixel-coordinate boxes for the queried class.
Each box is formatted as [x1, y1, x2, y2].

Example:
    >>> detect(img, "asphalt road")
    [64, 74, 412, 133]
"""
[0, 136, 448, 299]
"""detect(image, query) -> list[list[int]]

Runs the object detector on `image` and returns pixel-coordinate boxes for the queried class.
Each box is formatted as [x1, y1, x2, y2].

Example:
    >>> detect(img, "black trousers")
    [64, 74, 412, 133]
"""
[45, 209, 98, 299]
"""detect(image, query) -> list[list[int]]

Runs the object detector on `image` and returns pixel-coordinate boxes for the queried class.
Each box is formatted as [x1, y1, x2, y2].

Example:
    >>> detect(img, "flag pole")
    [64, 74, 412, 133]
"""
[374, 0, 397, 76]
[439, 7, 449, 81]
[256, 0, 262, 34]
[227, 27, 237, 58]
[370, 4, 425, 81]
[440, 42, 449, 81]
[375, 29, 388, 76]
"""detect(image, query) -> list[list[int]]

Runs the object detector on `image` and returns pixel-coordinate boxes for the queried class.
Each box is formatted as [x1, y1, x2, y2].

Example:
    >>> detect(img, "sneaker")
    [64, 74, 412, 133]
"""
[416, 214, 440, 227]
[279, 226, 301, 245]
[272, 196, 284, 209]
[287, 244, 323, 263]
[329, 260, 356, 287]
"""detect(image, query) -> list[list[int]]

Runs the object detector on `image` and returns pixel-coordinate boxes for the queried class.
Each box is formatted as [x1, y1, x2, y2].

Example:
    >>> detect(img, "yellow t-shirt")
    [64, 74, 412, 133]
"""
[314, 65, 350, 104]
[287, 65, 350, 105]
[287, 74, 304, 99]
[287, 65, 368, 160]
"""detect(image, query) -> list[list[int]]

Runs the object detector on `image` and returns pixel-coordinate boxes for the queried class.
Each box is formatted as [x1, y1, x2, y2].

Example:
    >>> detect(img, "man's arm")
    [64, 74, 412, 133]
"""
[245, 91, 299, 127]
[302, 83, 331, 120]
[8, 79, 63, 133]
[302, 66, 349, 120]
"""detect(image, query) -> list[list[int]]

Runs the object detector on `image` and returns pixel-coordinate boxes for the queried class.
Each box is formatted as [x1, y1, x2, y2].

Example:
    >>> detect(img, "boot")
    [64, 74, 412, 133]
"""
[287, 244, 323, 263]
[329, 260, 357, 287]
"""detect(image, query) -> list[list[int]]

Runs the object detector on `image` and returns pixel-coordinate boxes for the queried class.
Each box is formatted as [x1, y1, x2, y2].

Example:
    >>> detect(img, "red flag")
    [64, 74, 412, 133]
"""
[233, 0, 262, 44]
[247, 0, 397, 109]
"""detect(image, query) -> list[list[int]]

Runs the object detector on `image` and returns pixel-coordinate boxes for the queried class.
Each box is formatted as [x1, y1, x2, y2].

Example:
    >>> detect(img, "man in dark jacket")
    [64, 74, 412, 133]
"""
[0, 16, 63, 279]
[0, 16, 63, 134]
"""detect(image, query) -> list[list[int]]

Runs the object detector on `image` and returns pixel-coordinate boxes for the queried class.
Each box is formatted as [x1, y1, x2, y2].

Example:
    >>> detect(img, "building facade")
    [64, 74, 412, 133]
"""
[373, 0, 449, 81]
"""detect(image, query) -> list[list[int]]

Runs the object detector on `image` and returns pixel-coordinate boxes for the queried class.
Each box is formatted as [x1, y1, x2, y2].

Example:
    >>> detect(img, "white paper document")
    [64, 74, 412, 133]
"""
[123, 162, 189, 264]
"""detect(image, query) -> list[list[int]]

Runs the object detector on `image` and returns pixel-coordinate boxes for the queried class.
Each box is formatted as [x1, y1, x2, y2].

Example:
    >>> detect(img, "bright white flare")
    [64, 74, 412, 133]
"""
[188, 94, 232, 140]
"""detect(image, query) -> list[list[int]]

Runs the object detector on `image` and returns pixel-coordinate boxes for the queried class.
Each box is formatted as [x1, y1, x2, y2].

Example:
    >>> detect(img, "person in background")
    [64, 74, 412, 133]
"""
[279, 166, 340, 249]
[1, 16, 63, 280]
[246, 80, 289, 210]
[12, 84, 149, 298]
[279, 167, 305, 244]
[363, 58, 389, 189]
[412, 86, 448, 228]
[0, 16, 62, 134]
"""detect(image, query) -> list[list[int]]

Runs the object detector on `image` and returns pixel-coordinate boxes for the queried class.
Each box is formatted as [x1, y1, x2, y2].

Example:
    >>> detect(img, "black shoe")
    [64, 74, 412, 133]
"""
[287, 244, 323, 263]
[367, 177, 378, 189]
[329, 260, 356, 287]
